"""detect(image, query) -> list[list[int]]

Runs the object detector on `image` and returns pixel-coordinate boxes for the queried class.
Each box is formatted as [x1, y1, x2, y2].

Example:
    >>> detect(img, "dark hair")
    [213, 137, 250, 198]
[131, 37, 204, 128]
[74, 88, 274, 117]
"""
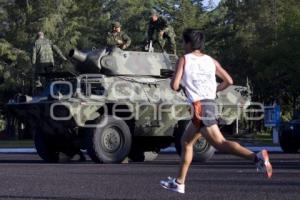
[182, 29, 205, 51]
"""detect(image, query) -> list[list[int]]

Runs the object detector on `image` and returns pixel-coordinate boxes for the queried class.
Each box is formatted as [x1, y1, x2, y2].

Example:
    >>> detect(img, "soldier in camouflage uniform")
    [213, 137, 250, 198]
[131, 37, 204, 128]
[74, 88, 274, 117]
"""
[147, 9, 177, 54]
[106, 22, 131, 50]
[32, 31, 67, 87]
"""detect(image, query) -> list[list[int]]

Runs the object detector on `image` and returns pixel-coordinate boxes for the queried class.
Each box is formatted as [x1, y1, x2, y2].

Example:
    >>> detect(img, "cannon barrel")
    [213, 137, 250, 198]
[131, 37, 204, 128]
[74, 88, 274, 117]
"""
[69, 49, 102, 73]
[69, 49, 87, 62]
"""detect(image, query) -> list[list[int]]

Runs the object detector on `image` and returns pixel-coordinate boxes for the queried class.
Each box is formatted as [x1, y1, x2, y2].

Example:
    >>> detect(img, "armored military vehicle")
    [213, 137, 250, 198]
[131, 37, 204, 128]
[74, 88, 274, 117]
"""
[6, 47, 251, 163]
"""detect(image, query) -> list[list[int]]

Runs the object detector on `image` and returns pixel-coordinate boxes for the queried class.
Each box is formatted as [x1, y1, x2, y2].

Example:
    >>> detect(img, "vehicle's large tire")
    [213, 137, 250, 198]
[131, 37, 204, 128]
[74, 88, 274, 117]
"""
[279, 134, 299, 153]
[192, 138, 216, 162]
[34, 132, 59, 163]
[174, 120, 215, 162]
[174, 120, 189, 155]
[86, 116, 132, 163]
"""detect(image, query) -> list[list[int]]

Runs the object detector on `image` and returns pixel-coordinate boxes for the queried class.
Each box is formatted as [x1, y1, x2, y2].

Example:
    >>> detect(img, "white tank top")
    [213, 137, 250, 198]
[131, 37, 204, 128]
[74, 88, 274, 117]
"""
[182, 53, 217, 103]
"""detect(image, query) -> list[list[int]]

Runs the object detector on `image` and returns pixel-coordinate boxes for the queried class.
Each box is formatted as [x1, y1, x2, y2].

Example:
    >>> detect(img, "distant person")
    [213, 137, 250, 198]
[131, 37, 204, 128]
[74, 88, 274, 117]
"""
[106, 21, 131, 50]
[32, 31, 67, 87]
[147, 9, 176, 54]
[160, 29, 272, 194]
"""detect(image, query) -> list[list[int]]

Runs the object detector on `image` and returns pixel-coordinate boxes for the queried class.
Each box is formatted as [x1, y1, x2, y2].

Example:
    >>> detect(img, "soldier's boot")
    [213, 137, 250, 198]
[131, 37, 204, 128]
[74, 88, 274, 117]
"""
[35, 80, 42, 88]
[170, 45, 177, 55]
[35, 75, 43, 88]
[34, 79, 43, 95]
[171, 47, 177, 55]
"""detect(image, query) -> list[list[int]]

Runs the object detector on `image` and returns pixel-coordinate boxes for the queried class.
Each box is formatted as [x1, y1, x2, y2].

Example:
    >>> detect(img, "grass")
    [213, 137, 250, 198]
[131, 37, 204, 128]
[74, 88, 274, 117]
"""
[255, 133, 273, 140]
[0, 140, 34, 148]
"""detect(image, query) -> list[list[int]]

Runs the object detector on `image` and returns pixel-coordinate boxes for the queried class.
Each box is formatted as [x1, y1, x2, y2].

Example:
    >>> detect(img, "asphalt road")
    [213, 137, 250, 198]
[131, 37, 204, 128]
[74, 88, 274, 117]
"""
[0, 153, 299, 200]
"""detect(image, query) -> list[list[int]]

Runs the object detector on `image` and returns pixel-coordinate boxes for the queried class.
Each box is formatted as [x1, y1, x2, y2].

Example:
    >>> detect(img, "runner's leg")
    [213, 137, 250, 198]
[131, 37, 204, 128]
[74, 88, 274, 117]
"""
[176, 121, 202, 184]
[201, 124, 255, 161]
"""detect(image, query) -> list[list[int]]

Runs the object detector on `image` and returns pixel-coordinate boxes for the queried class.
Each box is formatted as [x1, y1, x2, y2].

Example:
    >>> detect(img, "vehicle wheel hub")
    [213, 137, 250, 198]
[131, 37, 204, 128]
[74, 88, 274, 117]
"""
[194, 138, 208, 152]
[102, 127, 121, 153]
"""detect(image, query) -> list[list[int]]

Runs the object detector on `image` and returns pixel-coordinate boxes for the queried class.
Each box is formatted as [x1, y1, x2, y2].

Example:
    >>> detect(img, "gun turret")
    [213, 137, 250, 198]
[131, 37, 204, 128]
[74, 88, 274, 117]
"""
[69, 49, 103, 73]
[69, 48, 177, 76]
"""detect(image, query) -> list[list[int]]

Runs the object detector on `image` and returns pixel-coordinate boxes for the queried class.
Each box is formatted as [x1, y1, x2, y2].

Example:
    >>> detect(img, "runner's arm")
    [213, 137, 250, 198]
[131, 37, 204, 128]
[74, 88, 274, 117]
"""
[171, 57, 184, 91]
[214, 59, 233, 92]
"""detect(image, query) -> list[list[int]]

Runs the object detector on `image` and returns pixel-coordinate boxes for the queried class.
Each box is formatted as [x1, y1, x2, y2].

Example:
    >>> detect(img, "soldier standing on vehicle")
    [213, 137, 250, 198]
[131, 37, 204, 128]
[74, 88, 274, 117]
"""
[147, 9, 177, 54]
[106, 21, 131, 50]
[32, 31, 67, 87]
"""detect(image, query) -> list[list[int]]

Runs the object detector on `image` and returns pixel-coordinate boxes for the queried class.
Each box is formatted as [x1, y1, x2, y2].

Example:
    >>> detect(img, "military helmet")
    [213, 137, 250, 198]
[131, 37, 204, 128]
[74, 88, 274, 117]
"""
[112, 21, 121, 28]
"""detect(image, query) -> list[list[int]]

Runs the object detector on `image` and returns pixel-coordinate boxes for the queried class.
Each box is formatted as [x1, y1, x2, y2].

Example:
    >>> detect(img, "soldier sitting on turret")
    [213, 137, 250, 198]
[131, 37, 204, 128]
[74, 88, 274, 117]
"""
[106, 21, 131, 50]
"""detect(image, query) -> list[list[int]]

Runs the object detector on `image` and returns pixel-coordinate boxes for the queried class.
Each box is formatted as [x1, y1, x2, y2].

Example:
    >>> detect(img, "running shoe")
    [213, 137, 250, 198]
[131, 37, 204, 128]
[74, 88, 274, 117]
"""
[256, 149, 273, 178]
[160, 177, 185, 194]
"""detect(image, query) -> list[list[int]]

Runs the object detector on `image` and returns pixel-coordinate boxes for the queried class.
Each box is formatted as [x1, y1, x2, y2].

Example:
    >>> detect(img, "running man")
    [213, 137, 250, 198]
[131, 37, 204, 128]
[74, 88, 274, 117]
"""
[160, 29, 272, 194]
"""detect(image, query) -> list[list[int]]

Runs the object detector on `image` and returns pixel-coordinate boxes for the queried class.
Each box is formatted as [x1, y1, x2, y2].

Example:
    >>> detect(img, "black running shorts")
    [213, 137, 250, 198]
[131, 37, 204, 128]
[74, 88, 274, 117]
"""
[191, 99, 218, 129]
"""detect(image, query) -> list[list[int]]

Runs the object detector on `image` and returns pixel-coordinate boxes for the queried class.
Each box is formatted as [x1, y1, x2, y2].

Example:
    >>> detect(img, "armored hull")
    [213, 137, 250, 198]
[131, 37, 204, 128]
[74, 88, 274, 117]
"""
[6, 48, 251, 163]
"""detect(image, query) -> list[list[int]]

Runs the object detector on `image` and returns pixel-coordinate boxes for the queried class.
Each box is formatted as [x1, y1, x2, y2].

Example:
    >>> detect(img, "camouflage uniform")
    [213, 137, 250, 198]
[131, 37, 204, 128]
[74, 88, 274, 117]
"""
[32, 38, 66, 88]
[106, 31, 131, 50]
[32, 38, 66, 74]
[147, 17, 176, 54]
[106, 22, 131, 50]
